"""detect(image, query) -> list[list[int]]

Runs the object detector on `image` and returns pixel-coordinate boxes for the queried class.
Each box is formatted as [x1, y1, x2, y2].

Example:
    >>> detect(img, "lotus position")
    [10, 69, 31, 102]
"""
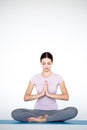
[11, 52, 78, 122]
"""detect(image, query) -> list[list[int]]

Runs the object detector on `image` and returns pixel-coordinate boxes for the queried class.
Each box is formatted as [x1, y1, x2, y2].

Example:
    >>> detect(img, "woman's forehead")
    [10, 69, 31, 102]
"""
[41, 58, 52, 62]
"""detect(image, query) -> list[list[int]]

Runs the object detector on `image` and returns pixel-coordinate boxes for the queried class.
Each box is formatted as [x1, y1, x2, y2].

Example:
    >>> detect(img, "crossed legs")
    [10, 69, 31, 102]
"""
[11, 107, 78, 122]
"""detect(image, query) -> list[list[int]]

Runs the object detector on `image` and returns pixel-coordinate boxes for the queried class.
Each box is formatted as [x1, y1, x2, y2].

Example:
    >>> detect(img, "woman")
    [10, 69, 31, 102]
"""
[11, 52, 78, 122]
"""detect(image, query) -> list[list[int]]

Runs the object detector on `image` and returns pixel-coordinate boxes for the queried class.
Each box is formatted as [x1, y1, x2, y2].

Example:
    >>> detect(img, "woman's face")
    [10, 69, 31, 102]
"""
[41, 58, 53, 72]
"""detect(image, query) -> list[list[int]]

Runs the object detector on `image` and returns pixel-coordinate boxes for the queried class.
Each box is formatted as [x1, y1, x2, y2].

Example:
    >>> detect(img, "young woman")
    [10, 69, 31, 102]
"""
[11, 52, 78, 122]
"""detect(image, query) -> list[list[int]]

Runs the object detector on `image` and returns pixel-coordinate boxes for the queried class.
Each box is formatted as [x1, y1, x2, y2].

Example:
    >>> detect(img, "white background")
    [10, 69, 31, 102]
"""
[0, 0, 87, 120]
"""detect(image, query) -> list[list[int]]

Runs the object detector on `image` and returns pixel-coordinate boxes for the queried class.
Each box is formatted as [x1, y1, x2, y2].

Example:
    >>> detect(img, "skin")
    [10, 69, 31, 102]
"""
[24, 58, 69, 122]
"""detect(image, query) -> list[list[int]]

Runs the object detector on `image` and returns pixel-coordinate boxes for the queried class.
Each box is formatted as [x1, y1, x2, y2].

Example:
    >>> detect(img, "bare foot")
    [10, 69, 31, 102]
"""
[27, 115, 48, 122]
[39, 115, 48, 119]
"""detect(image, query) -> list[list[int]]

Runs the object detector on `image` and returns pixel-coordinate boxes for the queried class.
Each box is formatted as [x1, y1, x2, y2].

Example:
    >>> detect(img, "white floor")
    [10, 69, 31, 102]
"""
[0, 124, 87, 130]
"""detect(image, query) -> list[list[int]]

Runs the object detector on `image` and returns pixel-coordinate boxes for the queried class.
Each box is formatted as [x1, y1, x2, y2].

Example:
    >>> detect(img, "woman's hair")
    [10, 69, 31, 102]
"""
[40, 52, 53, 62]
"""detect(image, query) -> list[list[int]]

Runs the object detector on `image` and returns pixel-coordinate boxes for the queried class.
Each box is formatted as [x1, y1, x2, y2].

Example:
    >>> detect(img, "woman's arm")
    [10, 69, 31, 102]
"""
[46, 81, 69, 101]
[24, 81, 44, 101]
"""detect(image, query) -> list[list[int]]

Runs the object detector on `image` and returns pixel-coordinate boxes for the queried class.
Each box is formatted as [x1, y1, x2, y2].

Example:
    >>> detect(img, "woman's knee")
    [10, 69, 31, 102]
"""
[11, 109, 23, 120]
[68, 107, 78, 117]
[11, 109, 18, 119]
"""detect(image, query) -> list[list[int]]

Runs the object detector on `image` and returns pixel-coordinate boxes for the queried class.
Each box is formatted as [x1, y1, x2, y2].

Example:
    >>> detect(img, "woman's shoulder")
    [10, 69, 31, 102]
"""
[52, 73, 64, 83]
[30, 73, 41, 83]
[52, 72, 63, 77]
[31, 73, 41, 79]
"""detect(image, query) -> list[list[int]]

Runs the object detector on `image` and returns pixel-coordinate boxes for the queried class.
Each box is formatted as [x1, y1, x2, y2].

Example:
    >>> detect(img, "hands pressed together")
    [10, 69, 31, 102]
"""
[42, 80, 49, 96]
[24, 78, 69, 101]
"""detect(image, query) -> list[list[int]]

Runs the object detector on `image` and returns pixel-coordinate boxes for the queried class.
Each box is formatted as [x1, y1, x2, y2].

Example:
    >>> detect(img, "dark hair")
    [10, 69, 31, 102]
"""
[40, 52, 53, 62]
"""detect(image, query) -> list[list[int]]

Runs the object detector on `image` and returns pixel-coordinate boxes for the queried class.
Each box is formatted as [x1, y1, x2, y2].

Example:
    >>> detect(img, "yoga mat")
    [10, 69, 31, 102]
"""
[0, 120, 87, 125]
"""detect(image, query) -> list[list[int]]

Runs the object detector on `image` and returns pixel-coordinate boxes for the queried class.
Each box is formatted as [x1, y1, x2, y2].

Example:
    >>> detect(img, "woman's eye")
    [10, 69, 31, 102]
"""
[47, 63, 51, 65]
[42, 63, 45, 65]
[42, 62, 51, 65]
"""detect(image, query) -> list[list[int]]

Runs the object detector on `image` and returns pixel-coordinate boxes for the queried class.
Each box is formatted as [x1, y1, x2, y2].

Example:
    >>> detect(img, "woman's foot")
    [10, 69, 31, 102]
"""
[27, 115, 48, 122]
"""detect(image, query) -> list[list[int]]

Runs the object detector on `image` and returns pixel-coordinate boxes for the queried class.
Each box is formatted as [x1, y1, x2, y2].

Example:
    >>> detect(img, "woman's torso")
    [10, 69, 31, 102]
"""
[30, 72, 63, 110]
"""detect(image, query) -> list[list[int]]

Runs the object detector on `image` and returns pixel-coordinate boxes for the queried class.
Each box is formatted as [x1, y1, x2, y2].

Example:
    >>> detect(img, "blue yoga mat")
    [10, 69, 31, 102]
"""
[0, 120, 87, 125]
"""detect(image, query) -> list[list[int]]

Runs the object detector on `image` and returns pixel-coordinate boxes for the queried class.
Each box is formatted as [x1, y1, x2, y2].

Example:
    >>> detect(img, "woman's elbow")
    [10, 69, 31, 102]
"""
[24, 95, 29, 101]
[24, 94, 32, 101]
[24, 97, 27, 101]
[65, 94, 69, 101]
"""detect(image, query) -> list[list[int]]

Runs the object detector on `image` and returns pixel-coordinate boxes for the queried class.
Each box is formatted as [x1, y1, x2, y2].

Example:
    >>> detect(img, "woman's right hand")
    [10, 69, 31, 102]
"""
[42, 81, 48, 96]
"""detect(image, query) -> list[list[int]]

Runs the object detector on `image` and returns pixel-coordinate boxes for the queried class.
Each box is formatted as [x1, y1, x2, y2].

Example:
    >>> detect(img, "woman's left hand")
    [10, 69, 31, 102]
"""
[43, 80, 49, 95]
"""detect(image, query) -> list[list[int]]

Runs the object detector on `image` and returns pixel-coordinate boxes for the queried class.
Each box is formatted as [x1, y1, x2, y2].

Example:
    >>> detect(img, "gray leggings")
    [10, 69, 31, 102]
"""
[11, 107, 78, 122]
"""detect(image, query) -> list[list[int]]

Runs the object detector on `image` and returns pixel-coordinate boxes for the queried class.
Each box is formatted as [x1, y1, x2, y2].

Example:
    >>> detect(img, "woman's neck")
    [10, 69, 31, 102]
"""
[41, 71, 52, 78]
